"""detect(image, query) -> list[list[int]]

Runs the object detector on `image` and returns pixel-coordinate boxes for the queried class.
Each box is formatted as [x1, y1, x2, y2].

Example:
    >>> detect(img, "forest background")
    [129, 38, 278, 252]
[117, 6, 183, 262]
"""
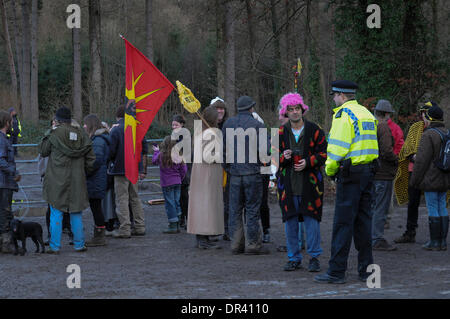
[0, 0, 449, 143]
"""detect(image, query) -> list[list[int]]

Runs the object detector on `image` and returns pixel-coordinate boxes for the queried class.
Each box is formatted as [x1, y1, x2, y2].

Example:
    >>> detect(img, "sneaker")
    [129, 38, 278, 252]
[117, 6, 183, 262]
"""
[208, 235, 221, 242]
[112, 230, 131, 238]
[222, 234, 231, 241]
[131, 229, 146, 236]
[308, 258, 321, 272]
[276, 245, 287, 252]
[314, 273, 346, 284]
[283, 260, 302, 271]
[372, 239, 397, 251]
[244, 246, 270, 255]
[263, 232, 270, 243]
[75, 246, 87, 252]
[105, 230, 114, 237]
[394, 231, 416, 243]
[46, 249, 59, 255]
[231, 247, 245, 255]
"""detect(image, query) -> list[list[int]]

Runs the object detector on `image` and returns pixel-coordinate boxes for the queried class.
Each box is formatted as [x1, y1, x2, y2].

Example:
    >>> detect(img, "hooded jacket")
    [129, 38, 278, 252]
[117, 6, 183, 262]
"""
[0, 131, 18, 190]
[39, 121, 96, 212]
[87, 128, 110, 199]
[410, 122, 450, 192]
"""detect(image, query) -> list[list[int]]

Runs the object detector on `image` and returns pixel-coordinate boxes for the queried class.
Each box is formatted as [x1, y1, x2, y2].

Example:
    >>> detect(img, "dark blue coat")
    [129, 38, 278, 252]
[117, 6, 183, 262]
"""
[108, 118, 148, 176]
[222, 111, 270, 176]
[87, 130, 110, 199]
[0, 131, 18, 190]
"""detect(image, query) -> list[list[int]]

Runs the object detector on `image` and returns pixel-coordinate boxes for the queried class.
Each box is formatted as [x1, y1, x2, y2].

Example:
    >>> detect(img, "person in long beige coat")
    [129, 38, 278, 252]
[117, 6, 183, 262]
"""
[187, 106, 224, 249]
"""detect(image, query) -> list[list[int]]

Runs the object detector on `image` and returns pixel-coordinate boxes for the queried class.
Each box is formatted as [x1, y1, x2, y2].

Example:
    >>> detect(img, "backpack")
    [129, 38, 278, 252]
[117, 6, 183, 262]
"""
[430, 128, 450, 172]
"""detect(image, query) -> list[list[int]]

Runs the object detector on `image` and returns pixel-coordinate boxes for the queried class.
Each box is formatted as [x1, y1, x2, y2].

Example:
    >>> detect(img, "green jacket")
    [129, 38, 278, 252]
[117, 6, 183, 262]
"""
[38, 121, 96, 213]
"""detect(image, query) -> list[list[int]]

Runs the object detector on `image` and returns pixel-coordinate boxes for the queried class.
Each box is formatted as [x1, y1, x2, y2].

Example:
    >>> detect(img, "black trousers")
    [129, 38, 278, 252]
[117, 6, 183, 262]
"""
[406, 173, 422, 232]
[260, 174, 270, 232]
[89, 198, 105, 227]
[0, 188, 13, 234]
[327, 165, 375, 279]
[180, 183, 189, 222]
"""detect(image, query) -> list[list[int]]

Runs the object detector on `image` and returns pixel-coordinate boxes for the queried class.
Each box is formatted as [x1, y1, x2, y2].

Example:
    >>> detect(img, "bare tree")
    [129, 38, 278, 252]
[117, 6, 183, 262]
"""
[89, 0, 102, 115]
[20, 0, 31, 120]
[216, 0, 225, 99]
[0, 0, 18, 105]
[30, 0, 38, 123]
[73, 26, 82, 122]
[10, 0, 23, 112]
[224, 0, 236, 115]
[244, 0, 260, 108]
[145, 0, 153, 61]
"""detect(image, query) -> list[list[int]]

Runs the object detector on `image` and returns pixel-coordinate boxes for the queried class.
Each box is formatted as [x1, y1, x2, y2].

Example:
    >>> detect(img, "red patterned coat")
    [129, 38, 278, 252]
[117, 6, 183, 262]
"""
[277, 120, 327, 222]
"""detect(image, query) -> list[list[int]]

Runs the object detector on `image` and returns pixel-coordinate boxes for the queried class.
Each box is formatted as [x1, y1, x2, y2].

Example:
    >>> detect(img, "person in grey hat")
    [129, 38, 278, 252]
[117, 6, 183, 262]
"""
[222, 96, 271, 255]
[370, 102, 399, 251]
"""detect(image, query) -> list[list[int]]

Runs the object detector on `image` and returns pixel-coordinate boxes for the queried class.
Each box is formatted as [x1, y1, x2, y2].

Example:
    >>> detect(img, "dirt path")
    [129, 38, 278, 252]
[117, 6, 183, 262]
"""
[1, 197, 449, 299]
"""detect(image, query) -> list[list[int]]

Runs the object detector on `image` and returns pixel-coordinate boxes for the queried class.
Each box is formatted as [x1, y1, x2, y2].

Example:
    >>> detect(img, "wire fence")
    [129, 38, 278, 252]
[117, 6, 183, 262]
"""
[12, 139, 164, 208]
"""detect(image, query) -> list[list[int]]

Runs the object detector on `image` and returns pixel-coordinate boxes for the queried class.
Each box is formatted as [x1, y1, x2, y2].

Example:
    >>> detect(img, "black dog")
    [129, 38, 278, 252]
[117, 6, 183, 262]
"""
[10, 219, 45, 256]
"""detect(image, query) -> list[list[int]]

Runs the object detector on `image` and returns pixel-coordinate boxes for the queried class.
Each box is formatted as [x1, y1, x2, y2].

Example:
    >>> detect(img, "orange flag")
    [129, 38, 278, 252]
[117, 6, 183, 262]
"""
[123, 37, 174, 184]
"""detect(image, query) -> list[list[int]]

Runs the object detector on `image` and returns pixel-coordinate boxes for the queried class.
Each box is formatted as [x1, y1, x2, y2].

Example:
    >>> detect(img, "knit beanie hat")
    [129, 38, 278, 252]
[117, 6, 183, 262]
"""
[55, 106, 72, 123]
[425, 104, 444, 122]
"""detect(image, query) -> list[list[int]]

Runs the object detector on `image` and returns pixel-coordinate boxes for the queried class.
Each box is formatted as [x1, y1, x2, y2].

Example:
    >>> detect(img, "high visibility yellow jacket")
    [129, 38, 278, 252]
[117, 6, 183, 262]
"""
[325, 100, 379, 177]
[7, 116, 22, 138]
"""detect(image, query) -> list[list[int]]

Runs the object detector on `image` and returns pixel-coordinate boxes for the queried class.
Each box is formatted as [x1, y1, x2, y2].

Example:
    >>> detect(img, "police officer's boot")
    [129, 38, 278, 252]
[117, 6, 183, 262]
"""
[422, 217, 441, 251]
[440, 216, 449, 251]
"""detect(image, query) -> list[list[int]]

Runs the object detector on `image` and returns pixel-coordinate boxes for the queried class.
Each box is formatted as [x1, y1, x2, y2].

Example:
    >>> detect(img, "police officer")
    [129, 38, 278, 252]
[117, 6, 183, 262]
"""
[7, 107, 22, 157]
[314, 80, 379, 284]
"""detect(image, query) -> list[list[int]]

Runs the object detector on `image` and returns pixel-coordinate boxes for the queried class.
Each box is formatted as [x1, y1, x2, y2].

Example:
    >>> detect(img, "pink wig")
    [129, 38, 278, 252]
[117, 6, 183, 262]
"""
[279, 93, 309, 117]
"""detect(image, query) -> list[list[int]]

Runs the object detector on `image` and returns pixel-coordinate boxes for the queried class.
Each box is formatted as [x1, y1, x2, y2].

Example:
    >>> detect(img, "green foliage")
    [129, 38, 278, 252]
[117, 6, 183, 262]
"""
[332, 0, 448, 117]
[18, 119, 50, 145]
[303, 49, 326, 125]
[38, 41, 73, 116]
[146, 120, 172, 139]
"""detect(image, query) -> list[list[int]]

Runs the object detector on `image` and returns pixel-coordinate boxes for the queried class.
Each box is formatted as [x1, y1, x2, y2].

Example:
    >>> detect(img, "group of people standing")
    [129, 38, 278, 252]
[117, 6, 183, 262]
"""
[0, 78, 448, 287]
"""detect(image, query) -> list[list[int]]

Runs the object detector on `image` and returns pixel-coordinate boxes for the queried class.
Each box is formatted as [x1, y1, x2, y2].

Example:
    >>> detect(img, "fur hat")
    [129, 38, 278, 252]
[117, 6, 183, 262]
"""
[279, 93, 309, 117]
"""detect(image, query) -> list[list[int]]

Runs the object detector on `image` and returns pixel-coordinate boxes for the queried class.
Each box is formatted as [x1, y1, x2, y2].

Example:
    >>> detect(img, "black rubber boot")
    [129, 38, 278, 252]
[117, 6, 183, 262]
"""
[422, 217, 441, 251]
[440, 216, 449, 251]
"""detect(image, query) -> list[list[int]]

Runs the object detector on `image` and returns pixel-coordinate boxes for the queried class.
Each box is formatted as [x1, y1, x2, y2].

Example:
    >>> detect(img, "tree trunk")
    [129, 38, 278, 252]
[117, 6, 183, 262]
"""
[30, 0, 38, 123]
[216, 0, 225, 99]
[0, 0, 18, 105]
[269, 0, 281, 108]
[11, 0, 23, 112]
[20, 0, 31, 120]
[224, 0, 236, 115]
[245, 0, 260, 109]
[89, 0, 102, 115]
[73, 27, 82, 122]
[145, 0, 153, 62]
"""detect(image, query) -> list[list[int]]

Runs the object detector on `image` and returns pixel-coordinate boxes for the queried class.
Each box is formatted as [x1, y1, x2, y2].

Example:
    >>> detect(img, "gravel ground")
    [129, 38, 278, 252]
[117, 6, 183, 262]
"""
[2, 158, 448, 299]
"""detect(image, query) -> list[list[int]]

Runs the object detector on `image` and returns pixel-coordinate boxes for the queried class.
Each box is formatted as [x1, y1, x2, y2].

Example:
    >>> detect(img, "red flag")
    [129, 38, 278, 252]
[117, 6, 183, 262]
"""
[123, 37, 174, 184]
